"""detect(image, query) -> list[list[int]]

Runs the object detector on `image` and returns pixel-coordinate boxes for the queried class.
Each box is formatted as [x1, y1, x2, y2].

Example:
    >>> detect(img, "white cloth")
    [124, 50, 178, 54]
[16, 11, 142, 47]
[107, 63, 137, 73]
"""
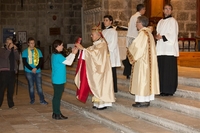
[102, 27, 121, 67]
[62, 53, 75, 65]
[156, 17, 179, 57]
[126, 37, 135, 47]
[126, 12, 141, 39]
[93, 102, 112, 108]
[135, 94, 155, 102]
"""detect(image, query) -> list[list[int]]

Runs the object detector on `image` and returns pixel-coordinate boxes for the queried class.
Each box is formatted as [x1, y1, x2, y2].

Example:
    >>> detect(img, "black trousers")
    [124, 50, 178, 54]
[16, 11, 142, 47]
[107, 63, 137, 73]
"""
[157, 56, 178, 95]
[52, 84, 64, 114]
[122, 56, 132, 77]
[112, 67, 118, 93]
[0, 71, 16, 108]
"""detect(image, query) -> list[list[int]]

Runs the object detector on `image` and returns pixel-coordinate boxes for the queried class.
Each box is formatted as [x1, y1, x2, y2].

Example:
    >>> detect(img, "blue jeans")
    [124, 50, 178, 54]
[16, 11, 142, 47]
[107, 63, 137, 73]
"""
[25, 72, 45, 102]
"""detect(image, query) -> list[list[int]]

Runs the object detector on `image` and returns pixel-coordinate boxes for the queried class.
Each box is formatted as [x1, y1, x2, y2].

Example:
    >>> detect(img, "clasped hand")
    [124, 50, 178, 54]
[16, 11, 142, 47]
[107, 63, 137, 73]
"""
[8, 43, 17, 50]
[155, 34, 162, 40]
[75, 43, 84, 50]
[71, 47, 79, 54]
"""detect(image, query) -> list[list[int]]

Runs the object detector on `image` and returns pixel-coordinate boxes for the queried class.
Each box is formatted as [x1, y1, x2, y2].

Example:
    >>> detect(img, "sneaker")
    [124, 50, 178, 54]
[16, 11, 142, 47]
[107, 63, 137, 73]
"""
[9, 106, 17, 109]
[30, 100, 35, 104]
[40, 100, 48, 105]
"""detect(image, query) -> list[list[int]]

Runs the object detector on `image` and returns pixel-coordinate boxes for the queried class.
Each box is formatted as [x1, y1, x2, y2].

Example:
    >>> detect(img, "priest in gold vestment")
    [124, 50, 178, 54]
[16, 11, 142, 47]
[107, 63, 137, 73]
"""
[75, 25, 115, 110]
[127, 16, 160, 107]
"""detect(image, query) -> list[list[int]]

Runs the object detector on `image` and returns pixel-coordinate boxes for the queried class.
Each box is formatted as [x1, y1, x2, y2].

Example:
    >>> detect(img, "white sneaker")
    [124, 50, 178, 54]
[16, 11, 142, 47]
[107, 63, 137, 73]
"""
[9, 106, 17, 109]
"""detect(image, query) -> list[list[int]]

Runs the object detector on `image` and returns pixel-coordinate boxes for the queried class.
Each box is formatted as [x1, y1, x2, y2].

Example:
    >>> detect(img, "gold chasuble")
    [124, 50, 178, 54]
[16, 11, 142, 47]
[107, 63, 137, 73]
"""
[127, 27, 160, 96]
[75, 38, 115, 103]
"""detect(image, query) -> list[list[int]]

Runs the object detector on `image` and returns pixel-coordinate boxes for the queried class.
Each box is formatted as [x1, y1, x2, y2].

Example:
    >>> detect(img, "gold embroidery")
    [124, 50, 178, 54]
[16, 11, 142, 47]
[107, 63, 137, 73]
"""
[127, 49, 135, 65]
[143, 30, 152, 90]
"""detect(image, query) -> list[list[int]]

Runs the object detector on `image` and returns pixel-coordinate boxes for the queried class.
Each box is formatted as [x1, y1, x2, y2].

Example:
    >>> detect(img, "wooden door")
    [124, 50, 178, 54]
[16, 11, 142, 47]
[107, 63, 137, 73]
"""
[144, 0, 170, 35]
[197, 0, 200, 37]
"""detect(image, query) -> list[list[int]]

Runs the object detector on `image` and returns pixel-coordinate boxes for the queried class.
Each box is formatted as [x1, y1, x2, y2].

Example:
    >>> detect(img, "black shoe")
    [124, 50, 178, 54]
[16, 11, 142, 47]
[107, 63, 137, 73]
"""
[92, 106, 97, 109]
[53, 114, 62, 120]
[144, 102, 150, 106]
[132, 102, 141, 107]
[132, 102, 150, 107]
[60, 113, 68, 119]
[159, 93, 166, 96]
[160, 93, 173, 96]
[126, 75, 130, 79]
[96, 107, 107, 110]
[52, 113, 56, 119]
[53, 114, 65, 120]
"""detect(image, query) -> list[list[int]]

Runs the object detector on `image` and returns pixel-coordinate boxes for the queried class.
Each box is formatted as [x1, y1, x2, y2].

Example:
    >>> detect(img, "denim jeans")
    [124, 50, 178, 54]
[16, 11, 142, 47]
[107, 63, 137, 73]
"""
[25, 72, 45, 102]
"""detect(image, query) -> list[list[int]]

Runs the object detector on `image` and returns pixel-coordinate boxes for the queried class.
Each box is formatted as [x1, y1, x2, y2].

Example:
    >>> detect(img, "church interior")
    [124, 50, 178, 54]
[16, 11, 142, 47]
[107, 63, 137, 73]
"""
[1, 0, 200, 133]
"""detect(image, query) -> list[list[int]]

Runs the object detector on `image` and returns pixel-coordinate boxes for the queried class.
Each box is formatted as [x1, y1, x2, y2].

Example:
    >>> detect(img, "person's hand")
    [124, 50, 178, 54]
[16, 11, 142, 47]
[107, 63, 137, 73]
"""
[7, 42, 17, 50]
[32, 68, 37, 73]
[13, 44, 18, 50]
[8, 42, 14, 49]
[75, 43, 84, 50]
[72, 47, 78, 54]
[155, 34, 162, 40]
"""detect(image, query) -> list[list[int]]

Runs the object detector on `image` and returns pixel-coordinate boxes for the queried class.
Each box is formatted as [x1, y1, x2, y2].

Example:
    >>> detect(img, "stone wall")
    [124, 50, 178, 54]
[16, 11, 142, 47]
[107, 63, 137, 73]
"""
[171, 0, 197, 38]
[82, 0, 144, 59]
[0, 0, 198, 68]
[103, 0, 144, 26]
[82, 0, 198, 61]
[82, 0, 143, 45]
[82, 0, 198, 39]
[0, 0, 82, 69]
[81, 0, 102, 45]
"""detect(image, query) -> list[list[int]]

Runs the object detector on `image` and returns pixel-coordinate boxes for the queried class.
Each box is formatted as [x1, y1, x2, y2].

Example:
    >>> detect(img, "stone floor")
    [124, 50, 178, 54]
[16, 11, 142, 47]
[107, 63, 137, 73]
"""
[0, 86, 116, 133]
[0, 66, 200, 133]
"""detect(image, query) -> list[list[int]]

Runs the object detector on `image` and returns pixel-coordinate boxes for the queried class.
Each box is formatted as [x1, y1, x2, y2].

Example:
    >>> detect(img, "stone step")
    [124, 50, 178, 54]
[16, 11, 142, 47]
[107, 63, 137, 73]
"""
[41, 73, 200, 118]
[114, 96, 200, 133]
[36, 73, 200, 133]
[42, 70, 200, 102]
[44, 75, 200, 120]
[43, 65, 200, 89]
[43, 75, 200, 133]
[18, 76, 174, 133]
[66, 62, 200, 86]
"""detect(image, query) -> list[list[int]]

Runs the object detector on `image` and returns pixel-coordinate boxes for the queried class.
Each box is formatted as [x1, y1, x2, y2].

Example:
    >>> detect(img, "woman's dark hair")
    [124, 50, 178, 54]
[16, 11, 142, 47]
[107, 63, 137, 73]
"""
[52, 39, 63, 53]
[136, 4, 145, 12]
[137, 16, 149, 27]
[104, 15, 113, 24]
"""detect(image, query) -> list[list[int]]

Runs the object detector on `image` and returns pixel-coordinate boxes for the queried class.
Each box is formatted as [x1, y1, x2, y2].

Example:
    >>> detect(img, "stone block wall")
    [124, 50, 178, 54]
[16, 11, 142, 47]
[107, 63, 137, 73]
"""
[82, 0, 102, 45]
[171, 0, 197, 38]
[106, 0, 143, 26]
[82, 0, 198, 63]
[0, 0, 198, 68]
[82, 0, 144, 59]
[0, 0, 82, 69]
[82, 0, 143, 44]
